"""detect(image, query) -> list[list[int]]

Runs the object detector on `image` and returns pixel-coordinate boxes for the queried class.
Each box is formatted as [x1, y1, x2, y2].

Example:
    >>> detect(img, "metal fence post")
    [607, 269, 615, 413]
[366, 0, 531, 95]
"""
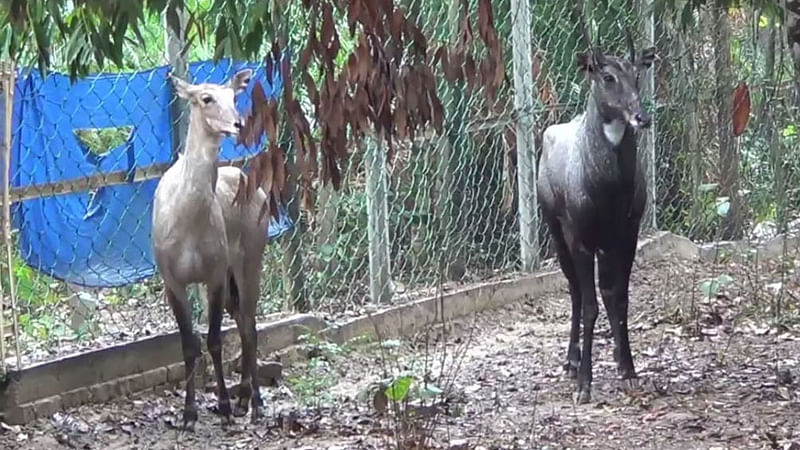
[639, 0, 657, 231]
[510, 0, 539, 272]
[165, 1, 189, 158]
[365, 135, 392, 304]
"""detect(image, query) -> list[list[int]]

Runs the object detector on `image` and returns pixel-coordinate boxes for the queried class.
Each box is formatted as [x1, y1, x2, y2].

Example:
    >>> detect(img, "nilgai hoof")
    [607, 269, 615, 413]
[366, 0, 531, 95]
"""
[234, 382, 249, 400]
[619, 367, 638, 380]
[214, 399, 233, 423]
[563, 362, 579, 379]
[573, 387, 592, 405]
[182, 408, 198, 432]
[620, 377, 640, 393]
[250, 406, 264, 424]
[233, 402, 249, 418]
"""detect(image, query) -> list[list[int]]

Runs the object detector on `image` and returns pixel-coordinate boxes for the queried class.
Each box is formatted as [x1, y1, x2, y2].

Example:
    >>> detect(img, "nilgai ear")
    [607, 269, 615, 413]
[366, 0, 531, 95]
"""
[169, 73, 197, 100]
[577, 49, 605, 75]
[637, 46, 657, 69]
[226, 68, 253, 94]
[576, 52, 594, 73]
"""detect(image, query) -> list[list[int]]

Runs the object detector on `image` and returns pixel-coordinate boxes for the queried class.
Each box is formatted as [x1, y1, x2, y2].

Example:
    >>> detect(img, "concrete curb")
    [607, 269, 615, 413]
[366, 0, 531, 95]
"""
[2, 230, 796, 424]
[319, 270, 565, 346]
[1, 314, 326, 424]
[314, 231, 706, 348]
[696, 230, 800, 263]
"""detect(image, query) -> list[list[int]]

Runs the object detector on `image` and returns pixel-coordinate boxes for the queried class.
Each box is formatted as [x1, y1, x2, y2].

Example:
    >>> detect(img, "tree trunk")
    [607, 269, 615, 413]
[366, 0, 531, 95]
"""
[436, 0, 467, 281]
[273, 2, 307, 312]
[758, 17, 777, 141]
[681, 25, 704, 240]
[713, 5, 743, 239]
[760, 16, 787, 233]
[787, 0, 800, 109]
[654, 4, 686, 233]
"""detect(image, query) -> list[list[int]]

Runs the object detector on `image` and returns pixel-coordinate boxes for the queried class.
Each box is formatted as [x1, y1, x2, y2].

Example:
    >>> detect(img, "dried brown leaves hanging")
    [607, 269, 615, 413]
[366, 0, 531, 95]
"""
[234, 0, 506, 216]
[532, 50, 559, 127]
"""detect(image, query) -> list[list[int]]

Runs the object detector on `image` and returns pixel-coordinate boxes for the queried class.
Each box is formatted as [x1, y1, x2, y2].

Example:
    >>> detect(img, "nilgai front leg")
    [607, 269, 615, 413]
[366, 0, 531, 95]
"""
[573, 249, 598, 404]
[206, 279, 233, 422]
[165, 286, 202, 430]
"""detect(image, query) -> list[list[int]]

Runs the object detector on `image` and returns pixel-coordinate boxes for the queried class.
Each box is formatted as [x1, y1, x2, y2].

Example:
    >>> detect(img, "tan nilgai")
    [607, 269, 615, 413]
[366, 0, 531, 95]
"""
[152, 69, 268, 429]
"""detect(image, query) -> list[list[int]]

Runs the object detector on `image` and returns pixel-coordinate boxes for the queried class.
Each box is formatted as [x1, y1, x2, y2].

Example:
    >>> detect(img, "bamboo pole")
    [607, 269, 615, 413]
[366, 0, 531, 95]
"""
[1, 60, 21, 370]
[0, 64, 5, 369]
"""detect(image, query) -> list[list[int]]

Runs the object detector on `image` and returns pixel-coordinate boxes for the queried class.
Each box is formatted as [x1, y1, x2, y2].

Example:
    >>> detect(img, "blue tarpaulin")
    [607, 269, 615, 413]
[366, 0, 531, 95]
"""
[7, 58, 293, 288]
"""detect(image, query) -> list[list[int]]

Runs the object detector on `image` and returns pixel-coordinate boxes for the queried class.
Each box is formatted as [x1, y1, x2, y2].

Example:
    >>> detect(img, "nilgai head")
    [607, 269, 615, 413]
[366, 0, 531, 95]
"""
[169, 68, 253, 138]
[576, 38, 656, 131]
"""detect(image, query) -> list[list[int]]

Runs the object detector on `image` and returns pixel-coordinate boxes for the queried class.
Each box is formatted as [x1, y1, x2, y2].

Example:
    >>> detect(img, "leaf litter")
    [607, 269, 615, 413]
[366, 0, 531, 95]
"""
[2, 254, 800, 449]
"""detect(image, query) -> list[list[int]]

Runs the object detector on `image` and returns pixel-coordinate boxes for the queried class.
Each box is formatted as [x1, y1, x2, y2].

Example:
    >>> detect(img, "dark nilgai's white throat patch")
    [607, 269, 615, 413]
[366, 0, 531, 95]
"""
[602, 120, 626, 146]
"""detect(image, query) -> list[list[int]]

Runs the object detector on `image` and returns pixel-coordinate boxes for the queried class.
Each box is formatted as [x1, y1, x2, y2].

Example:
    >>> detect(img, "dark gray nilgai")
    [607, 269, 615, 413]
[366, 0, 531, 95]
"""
[536, 38, 656, 403]
[152, 69, 269, 429]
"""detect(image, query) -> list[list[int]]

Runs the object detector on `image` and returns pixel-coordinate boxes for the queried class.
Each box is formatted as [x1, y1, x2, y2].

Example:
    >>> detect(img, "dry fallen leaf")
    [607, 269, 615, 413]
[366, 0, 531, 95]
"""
[732, 82, 751, 137]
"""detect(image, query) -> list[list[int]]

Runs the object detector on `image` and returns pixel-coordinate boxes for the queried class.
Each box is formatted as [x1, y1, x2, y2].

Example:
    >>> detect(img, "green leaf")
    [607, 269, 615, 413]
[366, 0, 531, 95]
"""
[111, 15, 129, 66]
[249, 0, 270, 30]
[716, 274, 734, 287]
[698, 183, 718, 193]
[32, 18, 51, 74]
[385, 375, 415, 402]
[380, 339, 403, 349]
[701, 274, 733, 298]
[783, 124, 796, 138]
[213, 24, 229, 61]
[130, 20, 147, 48]
[419, 383, 444, 399]
[700, 279, 720, 298]
[0, 24, 12, 59]
[47, 1, 67, 35]
[680, 1, 695, 30]
[244, 21, 264, 57]
[730, 39, 741, 66]
[65, 27, 85, 66]
[716, 199, 730, 217]
[758, 15, 769, 28]
[146, 0, 169, 14]
[762, 2, 785, 23]
[319, 244, 336, 262]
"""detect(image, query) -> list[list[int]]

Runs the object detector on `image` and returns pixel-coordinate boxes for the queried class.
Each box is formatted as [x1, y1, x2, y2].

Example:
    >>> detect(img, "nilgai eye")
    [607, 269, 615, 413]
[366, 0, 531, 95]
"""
[603, 74, 616, 83]
[201, 96, 214, 105]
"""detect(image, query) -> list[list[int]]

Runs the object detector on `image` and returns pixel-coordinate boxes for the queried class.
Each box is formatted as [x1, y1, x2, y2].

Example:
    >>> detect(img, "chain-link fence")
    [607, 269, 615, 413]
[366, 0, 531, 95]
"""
[1, 0, 799, 373]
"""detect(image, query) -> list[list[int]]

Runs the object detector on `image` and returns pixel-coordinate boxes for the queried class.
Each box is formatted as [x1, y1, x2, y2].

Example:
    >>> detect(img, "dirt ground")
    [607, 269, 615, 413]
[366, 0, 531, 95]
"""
[2, 254, 800, 450]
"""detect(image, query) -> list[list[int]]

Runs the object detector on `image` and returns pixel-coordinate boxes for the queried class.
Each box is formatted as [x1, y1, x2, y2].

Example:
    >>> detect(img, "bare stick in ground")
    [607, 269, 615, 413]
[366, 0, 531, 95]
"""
[536, 28, 657, 403]
[151, 69, 268, 429]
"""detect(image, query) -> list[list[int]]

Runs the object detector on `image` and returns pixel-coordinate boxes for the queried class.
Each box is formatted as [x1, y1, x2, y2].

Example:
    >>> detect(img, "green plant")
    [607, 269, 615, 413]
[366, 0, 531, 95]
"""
[18, 312, 70, 343]
[74, 126, 133, 156]
[286, 331, 376, 407]
[297, 329, 372, 359]
[297, 330, 344, 360]
[0, 249, 64, 307]
[382, 372, 443, 404]
[783, 124, 797, 147]
[354, 337, 445, 409]
[285, 357, 338, 408]
[699, 273, 735, 298]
